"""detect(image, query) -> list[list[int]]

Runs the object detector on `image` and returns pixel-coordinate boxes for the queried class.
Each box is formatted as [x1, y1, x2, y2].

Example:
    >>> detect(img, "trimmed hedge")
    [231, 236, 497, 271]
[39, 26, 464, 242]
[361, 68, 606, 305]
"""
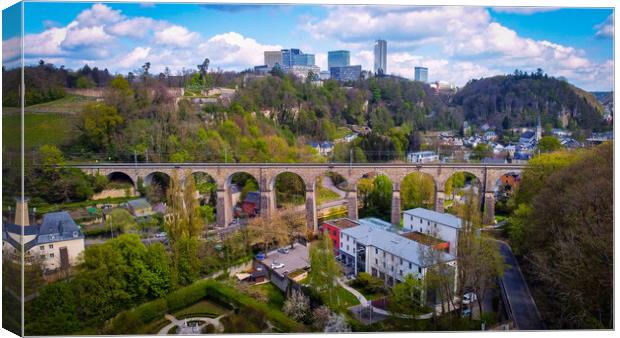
[104, 280, 306, 334]
[204, 282, 307, 333]
[134, 298, 168, 323]
[165, 280, 210, 312]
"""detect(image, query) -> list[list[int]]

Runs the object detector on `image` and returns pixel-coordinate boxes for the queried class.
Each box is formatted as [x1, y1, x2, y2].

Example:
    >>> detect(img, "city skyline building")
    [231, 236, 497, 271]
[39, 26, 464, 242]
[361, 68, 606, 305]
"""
[415, 66, 428, 83]
[264, 50, 283, 69]
[374, 39, 387, 75]
[328, 50, 350, 69]
[330, 65, 362, 82]
[281, 48, 316, 67]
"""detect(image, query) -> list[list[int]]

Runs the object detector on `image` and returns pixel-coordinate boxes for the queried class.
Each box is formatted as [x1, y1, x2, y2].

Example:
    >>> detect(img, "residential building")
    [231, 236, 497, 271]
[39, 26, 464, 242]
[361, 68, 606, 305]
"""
[519, 130, 537, 146]
[242, 191, 261, 216]
[126, 198, 155, 218]
[309, 141, 334, 156]
[2, 198, 85, 272]
[407, 151, 439, 163]
[328, 50, 350, 69]
[403, 208, 463, 256]
[414, 66, 428, 83]
[264, 50, 283, 68]
[339, 222, 456, 301]
[330, 65, 362, 82]
[320, 218, 360, 255]
[374, 39, 387, 75]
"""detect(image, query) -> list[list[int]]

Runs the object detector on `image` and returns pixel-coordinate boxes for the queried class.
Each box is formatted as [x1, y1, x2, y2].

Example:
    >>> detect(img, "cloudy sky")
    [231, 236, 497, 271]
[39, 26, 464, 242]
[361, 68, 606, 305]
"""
[2, 2, 614, 90]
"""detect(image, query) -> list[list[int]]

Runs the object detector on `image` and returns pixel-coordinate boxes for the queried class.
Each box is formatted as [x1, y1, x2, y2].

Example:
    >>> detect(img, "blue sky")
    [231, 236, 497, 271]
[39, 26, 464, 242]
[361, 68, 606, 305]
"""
[2, 2, 614, 90]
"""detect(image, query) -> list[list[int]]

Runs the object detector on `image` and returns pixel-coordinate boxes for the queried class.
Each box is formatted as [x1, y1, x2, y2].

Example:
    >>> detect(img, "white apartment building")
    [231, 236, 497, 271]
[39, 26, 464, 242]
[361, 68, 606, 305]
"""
[339, 223, 457, 303]
[403, 208, 463, 256]
[407, 151, 439, 163]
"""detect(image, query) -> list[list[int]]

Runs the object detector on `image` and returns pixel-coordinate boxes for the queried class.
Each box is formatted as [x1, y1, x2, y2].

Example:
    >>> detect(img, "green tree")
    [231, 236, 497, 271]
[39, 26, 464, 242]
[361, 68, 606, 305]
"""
[78, 102, 123, 152]
[309, 232, 341, 306]
[508, 143, 612, 328]
[536, 136, 562, 153]
[25, 282, 81, 335]
[470, 143, 492, 161]
[106, 208, 137, 236]
[401, 172, 435, 210]
[388, 274, 426, 319]
[76, 76, 95, 89]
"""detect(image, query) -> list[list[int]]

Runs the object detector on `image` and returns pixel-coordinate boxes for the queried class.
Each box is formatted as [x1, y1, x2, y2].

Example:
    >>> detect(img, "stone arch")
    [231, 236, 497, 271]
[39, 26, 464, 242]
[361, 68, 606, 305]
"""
[106, 171, 136, 188]
[225, 171, 260, 219]
[441, 170, 484, 214]
[191, 171, 219, 206]
[355, 170, 395, 223]
[399, 171, 437, 211]
[144, 171, 171, 186]
[271, 171, 307, 208]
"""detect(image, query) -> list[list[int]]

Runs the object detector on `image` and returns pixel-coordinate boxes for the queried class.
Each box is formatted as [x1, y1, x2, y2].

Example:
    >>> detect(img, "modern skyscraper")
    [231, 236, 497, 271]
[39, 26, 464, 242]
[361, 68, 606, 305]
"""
[374, 39, 387, 75]
[414, 66, 428, 83]
[328, 50, 350, 69]
[281, 49, 315, 67]
[264, 51, 283, 68]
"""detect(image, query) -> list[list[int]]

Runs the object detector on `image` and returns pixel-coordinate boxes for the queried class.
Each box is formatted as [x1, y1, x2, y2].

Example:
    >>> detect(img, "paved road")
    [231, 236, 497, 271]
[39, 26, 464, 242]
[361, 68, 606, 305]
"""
[497, 241, 544, 330]
[322, 175, 346, 198]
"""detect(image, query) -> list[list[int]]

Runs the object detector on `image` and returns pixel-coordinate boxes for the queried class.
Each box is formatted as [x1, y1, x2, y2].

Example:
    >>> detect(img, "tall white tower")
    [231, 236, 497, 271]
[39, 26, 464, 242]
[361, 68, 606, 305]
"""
[374, 39, 387, 75]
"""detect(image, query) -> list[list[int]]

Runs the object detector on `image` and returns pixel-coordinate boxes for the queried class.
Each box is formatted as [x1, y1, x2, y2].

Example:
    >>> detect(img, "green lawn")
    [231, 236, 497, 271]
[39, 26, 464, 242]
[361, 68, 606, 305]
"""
[322, 285, 360, 312]
[172, 300, 228, 319]
[250, 282, 286, 310]
[317, 184, 341, 205]
[333, 126, 352, 140]
[3, 112, 78, 151]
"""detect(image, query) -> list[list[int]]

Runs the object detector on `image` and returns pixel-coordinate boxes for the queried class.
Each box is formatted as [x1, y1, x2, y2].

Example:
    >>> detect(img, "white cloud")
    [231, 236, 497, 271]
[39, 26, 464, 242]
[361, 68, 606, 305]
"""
[491, 7, 559, 15]
[154, 25, 199, 47]
[302, 6, 612, 90]
[106, 17, 161, 39]
[197, 32, 282, 69]
[61, 25, 114, 49]
[595, 14, 613, 39]
[117, 47, 151, 69]
[74, 3, 123, 27]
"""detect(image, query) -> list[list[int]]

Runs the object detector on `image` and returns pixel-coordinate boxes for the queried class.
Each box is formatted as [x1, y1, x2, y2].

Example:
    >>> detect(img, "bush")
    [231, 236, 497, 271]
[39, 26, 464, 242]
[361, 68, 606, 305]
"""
[350, 272, 385, 295]
[134, 298, 168, 323]
[204, 281, 306, 332]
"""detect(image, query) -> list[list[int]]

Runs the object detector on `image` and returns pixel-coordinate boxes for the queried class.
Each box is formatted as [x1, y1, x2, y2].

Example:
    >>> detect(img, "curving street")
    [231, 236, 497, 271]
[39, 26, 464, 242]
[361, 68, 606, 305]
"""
[497, 240, 544, 330]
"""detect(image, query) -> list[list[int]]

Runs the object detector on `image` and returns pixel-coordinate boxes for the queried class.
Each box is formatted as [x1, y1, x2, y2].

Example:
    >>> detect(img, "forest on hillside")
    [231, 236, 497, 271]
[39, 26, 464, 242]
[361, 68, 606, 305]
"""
[2, 62, 610, 165]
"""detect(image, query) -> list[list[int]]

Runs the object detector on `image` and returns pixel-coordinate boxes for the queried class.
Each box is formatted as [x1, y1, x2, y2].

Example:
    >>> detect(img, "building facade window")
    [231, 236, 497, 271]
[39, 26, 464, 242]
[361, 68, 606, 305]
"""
[49, 253, 54, 258]
[39, 245, 44, 250]
[49, 244, 53, 249]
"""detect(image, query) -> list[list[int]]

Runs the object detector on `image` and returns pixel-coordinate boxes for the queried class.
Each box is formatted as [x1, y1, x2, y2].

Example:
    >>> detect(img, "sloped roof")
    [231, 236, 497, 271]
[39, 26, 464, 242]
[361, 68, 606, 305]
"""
[403, 208, 462, 229]
[341, 224, 455, 267]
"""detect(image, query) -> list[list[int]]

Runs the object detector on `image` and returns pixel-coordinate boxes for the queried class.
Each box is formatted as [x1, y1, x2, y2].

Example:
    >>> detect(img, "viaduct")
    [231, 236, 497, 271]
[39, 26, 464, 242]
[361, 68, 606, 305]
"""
[72, 163, 526, 231]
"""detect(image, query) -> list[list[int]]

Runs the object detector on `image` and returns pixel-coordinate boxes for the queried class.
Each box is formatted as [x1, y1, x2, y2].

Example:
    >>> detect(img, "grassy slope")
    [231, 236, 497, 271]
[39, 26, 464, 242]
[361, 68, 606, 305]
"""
[3, 112, 79, 151]
[2, 94, 93, 152]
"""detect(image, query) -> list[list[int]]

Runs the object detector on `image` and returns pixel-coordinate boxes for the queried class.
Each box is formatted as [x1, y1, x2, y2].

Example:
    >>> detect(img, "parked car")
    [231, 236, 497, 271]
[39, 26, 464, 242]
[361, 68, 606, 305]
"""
[462, 307, 472, 317]
[277, 247, 290, 254]
[462, 292, 478, 305]
[155, 232, 167, 239]
[271, 261, 285, 269]
[255, 252, 266, 260]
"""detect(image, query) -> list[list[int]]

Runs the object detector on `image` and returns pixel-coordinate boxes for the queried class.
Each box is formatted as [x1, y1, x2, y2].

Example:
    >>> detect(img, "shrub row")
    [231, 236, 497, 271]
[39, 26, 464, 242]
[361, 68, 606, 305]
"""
[103, 280, 306, 334]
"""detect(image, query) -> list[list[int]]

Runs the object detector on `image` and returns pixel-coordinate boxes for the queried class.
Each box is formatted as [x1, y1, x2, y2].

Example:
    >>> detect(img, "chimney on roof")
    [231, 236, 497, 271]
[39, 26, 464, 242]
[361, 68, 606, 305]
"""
[14, 197, 30, 227]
